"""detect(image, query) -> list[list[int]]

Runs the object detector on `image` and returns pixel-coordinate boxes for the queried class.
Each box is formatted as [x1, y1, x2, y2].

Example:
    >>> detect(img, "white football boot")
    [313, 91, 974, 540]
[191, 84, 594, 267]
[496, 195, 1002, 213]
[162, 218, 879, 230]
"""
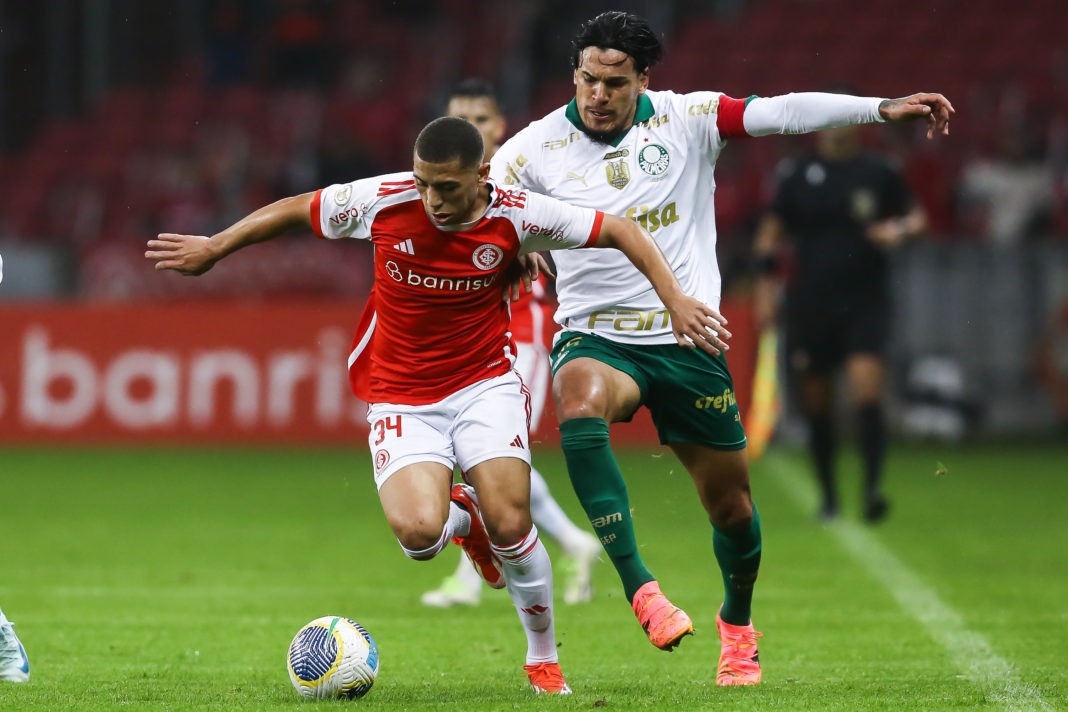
[0, 614, 30, 682]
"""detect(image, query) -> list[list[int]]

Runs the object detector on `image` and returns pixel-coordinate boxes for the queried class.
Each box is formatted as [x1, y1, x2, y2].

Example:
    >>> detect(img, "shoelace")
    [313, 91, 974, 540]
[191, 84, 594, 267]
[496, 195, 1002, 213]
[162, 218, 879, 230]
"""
[0, 624, 24, 662]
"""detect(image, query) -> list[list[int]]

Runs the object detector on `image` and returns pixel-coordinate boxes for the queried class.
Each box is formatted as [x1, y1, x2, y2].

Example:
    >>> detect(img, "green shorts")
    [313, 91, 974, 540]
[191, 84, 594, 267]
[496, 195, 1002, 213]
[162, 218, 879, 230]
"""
[550, 330, 747, 450]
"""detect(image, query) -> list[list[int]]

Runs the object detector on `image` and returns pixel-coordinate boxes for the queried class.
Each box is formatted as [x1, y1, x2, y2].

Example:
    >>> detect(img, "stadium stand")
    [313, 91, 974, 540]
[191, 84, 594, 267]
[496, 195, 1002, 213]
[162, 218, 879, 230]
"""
[0, 0, 1063, 299]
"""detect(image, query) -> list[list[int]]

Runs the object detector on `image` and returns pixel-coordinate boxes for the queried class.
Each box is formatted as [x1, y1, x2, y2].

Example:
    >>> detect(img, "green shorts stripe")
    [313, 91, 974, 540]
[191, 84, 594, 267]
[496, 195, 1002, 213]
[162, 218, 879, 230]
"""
[550, 331, 747, 450]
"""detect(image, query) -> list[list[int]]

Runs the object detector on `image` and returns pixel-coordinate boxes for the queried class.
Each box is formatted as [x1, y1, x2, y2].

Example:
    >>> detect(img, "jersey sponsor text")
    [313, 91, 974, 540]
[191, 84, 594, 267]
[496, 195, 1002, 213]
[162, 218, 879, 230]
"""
[586, 308, 671, 332]
[695, 388, 737, 413]
[625, 202, 680, 233]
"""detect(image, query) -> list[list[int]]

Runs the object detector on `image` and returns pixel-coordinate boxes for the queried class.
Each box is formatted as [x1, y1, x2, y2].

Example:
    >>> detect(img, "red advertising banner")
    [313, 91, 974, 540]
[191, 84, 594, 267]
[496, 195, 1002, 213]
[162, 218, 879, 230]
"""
[0, 300, 755, 446]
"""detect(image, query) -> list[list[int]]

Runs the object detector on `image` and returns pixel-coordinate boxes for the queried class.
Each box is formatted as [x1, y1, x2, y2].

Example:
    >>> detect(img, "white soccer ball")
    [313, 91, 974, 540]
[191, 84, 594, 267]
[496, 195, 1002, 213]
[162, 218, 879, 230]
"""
[286, 616, 379, 700]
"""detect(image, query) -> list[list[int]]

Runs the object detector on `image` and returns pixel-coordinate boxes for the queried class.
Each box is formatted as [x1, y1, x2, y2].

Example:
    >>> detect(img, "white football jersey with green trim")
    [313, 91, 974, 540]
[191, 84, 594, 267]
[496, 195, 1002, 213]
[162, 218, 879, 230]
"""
[491, 89, 733, 344]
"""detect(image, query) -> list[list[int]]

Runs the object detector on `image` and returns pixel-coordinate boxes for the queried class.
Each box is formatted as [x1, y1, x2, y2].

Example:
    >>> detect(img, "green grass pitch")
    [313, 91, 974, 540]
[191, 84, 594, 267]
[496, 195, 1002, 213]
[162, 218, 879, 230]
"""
[1, 442, 1065, 710]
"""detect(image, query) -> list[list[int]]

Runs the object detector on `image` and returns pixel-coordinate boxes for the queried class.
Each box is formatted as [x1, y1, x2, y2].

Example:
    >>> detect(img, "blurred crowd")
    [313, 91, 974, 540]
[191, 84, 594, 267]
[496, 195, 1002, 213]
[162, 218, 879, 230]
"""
[0, 0, 1065, 300]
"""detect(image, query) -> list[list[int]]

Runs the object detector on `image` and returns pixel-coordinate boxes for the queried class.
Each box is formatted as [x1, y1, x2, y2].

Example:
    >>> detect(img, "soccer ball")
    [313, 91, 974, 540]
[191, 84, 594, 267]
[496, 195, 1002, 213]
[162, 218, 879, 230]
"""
[286, 616, 379, 700]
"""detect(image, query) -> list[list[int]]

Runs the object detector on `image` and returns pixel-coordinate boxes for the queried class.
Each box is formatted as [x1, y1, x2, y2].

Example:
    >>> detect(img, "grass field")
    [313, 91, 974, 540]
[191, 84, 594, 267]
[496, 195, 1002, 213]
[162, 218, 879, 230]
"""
[1, 441, 1065, 710]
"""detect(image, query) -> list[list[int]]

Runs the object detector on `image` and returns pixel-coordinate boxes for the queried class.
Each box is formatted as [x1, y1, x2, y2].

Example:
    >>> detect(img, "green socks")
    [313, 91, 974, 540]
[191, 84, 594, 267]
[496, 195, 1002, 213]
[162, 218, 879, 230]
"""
[560, 416, 762, 621]
[559, 417, 653, 601]
[714, 503, 762, 625]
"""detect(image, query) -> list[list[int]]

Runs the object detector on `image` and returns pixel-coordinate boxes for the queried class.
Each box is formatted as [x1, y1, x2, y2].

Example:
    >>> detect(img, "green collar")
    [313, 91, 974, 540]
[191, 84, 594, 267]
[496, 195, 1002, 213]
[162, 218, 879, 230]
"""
[565, 93, 655, 147]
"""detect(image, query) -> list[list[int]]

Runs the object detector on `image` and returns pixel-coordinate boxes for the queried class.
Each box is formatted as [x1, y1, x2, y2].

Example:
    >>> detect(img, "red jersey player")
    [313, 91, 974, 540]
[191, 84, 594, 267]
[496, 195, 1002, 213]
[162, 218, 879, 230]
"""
[146, 116, 728, 696]
[421, 79, 602, 609]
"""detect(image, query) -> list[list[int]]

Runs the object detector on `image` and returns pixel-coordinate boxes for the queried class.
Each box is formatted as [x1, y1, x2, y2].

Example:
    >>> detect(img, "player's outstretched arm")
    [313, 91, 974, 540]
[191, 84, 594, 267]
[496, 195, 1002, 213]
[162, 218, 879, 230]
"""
[878, 93, 955, 139]
[594, 214, 731, 355]
[145, 192, 315, 275]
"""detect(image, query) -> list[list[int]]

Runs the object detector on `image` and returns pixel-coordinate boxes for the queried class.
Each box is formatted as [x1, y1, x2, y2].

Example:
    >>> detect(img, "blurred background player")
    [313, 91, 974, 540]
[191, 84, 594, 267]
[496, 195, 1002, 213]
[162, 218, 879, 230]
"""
[752, 120, 926, 523]
[0, 267, 30, 684]
[422, 79, 601, 608]
[492, 10, 952, 685]
[0, 606, 30, 683]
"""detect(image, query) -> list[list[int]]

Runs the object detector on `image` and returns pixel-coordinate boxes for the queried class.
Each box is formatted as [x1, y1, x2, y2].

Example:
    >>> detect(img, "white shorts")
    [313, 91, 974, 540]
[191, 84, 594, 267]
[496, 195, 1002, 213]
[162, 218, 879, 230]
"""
[514, 340, 549, 431]
[366, 371, 532, 489]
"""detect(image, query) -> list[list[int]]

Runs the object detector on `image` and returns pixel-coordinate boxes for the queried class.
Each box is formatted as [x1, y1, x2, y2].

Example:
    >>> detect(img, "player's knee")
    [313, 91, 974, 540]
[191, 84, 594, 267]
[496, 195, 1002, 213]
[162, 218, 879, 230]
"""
[390, 516, 448, 557]
[553, 371, 613, 421]
[555, 394, 610, 422]
[709, 492, 754, 532]
[484, 508, 532, 548]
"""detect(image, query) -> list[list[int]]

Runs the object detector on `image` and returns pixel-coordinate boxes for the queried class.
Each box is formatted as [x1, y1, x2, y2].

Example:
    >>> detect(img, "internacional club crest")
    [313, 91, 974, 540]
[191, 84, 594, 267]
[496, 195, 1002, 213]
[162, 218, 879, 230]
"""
[374, 449, 390, 472]
[472, 244, 504, 270]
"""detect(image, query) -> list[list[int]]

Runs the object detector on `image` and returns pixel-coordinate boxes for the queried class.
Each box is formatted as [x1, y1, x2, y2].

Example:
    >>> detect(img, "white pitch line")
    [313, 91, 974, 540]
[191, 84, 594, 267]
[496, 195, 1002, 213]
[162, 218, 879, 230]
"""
[763, 454, 1053, 712]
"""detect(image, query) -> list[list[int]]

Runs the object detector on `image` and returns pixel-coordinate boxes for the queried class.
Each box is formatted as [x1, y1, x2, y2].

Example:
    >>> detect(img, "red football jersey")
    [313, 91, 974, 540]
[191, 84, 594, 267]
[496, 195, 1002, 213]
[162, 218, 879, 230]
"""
[509, 274, 555, 347]
[311, 173, 603, 405]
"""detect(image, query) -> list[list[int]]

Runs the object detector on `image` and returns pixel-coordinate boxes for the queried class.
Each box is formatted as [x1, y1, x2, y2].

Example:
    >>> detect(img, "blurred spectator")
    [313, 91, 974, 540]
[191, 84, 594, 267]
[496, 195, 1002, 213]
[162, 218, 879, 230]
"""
[206, 0, 254, 87]
[267, 0, 334, 87]
[958, 121, 1056, 245]
[322, 56, 410, 172]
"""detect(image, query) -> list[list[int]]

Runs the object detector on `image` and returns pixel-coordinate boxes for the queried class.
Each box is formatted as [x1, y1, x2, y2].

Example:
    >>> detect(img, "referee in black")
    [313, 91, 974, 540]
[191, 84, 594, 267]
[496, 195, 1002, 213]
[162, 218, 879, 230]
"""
[752, 119, 925, 523]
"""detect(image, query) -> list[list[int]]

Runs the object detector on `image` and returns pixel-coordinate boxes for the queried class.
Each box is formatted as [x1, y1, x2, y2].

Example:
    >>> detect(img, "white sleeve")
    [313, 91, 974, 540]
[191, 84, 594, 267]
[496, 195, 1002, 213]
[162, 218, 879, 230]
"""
[315, 172, 410, 240]
[514, 190, 601, 254]
[743, 93, 886, 136]
[491, 130, 543, 191]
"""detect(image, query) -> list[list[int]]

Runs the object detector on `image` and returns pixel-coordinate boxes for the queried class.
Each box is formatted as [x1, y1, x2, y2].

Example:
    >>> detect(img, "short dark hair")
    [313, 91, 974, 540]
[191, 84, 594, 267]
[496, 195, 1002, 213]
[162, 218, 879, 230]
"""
[570, 11, 663, 74]
[414, 116, 485, 168]
[448, 78, 498, 104]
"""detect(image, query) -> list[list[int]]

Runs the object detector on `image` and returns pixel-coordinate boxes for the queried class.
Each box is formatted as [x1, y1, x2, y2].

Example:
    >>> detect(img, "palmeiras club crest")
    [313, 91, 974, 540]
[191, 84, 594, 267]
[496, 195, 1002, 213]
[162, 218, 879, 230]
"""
[637, 144, 670, 176]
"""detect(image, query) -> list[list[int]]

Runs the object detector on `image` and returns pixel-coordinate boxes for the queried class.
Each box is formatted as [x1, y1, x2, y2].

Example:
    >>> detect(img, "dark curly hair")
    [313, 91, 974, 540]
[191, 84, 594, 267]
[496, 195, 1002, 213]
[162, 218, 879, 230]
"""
[570, 11, 664, 74]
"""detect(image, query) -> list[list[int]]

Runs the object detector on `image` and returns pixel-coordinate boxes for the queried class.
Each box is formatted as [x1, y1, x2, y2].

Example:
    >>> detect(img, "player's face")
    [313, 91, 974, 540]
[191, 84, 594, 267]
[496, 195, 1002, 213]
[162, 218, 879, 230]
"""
[446, 96, 506, 161]
[412, 155, 489, 227]
[573, 47, 649, 141]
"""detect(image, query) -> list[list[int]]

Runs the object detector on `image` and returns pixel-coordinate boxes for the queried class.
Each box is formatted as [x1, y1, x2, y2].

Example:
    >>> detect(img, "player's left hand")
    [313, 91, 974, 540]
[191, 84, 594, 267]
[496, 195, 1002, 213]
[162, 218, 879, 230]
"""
[878, 93, 955, 139]
[666, 295, 732, 356]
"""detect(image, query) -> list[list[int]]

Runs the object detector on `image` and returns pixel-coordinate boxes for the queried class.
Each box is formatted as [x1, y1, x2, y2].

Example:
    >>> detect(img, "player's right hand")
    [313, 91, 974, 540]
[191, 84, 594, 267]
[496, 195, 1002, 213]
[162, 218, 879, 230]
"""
[145, 233, 219, 276]
[878, 92, 955, 139]
[666, 295, 731, 356]
[502, 252, 555, 302]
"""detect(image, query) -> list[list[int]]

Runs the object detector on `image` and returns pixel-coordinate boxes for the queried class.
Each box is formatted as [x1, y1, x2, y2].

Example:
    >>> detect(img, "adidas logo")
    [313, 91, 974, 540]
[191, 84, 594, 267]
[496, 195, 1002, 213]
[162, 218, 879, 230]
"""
[393, 238, 415, 254]
[509, 435, 524, 448]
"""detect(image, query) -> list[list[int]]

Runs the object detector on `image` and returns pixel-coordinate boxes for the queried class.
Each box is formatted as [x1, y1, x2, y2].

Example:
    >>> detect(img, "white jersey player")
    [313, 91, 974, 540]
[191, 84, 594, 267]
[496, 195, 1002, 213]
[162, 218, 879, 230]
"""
[146, 116, 728, 696]
[490, 10, 953, 686]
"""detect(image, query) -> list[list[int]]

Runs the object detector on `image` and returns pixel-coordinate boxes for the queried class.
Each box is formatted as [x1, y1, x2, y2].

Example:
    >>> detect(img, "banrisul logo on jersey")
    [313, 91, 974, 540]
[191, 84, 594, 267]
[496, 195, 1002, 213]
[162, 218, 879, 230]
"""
[637, 144, 670, 176]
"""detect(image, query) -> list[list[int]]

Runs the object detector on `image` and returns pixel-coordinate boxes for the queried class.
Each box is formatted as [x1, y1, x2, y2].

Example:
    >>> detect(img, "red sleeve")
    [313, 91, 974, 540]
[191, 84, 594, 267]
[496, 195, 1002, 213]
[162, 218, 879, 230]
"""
[310, 189, 325, 238]
[584, 210, 605, 247]
[717, 95, 750, 139]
